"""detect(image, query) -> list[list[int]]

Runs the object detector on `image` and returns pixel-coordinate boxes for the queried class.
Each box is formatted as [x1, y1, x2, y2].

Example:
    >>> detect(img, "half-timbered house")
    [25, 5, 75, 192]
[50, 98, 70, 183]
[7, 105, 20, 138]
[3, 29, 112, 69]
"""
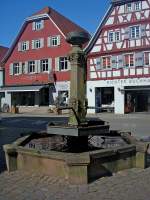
[86, 0, 150, 114]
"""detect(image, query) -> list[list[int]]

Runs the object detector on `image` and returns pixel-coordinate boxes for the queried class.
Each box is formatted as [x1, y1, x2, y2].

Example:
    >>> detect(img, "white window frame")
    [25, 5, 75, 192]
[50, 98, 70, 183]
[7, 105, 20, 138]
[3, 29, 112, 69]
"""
[130, 26, 140, 39]
[41, 59, 49, 72]
[124, 53, 135, 68]
[108, 32, 114, 43]
[35, 20, 43, 30]
[59, 57, 68, 71]
[126, 3, 133, 12]
[13, 63, 20, 75]
[134, 1, 141, 11]
[51, 36, 59, 46]
[21, 41, 28, 51]
[28, 61, 35, 73]
[144, 51, 150, 66]
[108, 31, 120, 43]
[34, 39, 41, 49]
[115, 31, 120, 42]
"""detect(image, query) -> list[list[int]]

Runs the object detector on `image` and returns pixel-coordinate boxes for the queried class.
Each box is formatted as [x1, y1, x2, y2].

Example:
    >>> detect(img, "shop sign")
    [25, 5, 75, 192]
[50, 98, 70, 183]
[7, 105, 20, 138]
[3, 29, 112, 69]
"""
[106, 78, 150, 86]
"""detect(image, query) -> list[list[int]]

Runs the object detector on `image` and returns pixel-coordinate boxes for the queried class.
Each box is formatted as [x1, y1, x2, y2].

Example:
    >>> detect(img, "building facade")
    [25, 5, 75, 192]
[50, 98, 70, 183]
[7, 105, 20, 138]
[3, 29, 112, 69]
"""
[2, 7, 89, 110]
[86, 0, 150, 114]
[0, 46, 9, 111]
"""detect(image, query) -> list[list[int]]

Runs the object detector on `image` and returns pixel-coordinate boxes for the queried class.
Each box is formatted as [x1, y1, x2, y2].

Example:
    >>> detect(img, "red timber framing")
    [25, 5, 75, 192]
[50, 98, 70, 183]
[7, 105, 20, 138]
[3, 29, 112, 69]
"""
[85, 0, 150, 81]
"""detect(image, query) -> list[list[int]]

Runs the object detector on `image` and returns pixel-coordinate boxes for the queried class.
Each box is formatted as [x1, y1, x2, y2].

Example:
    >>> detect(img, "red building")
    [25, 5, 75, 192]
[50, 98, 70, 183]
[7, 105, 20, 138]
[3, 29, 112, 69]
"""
[0, 46, 8, 110]
[86, 0, 150, 114]
[2, 7, 89, 108]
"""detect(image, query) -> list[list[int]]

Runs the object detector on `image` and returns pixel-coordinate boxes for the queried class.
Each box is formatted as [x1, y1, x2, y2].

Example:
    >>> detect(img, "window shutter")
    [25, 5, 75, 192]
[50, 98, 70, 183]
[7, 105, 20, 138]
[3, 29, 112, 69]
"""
[95, 57, 102, 70]
[32, 40, 35, 49]
[68, 60, 71, 70]
[24, 61, 28, 74]
[55, 57, 60, 71]
[41, 20, 44, 29]
[19, 62, 22, 74]
[48, 58, 52, 72]
[111, 56, 117, 68]
[18, 42, 21, 51]
[35, 60, 38, 73]
[40, 38, 44, 48]
[9, 63, 13, 75]
[141, 24, 146, 37]
[47, 37, 52, 47]
[118, 55, 123, 68]
[124, 27, 130, 39]
[57, 35, 61, 46]
[32, 22, 36, 30]
[135, 52, 144, 67]
[37, 60, 41, 73]
[26, 41, 29, 50]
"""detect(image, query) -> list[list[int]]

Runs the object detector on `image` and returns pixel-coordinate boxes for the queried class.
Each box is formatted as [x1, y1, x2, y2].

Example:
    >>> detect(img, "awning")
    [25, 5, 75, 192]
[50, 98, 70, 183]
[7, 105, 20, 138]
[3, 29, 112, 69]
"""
[0, 85, 47, 92]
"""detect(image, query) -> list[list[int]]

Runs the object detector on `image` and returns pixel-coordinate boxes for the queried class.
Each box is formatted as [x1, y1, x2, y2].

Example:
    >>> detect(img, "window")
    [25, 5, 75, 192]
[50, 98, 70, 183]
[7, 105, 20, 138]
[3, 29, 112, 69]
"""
[59, 57, 68, 71]
[124, 54, 134, 67]
[28, 61, 35, 73]
[13, 63, 20, 75]
[115, 32, 120, 42]
[34, 40, 41, 49]
[52, 36, 59, 46]
[144, 52, 150, 66]
[21, 42, 28, 51]
[33, 20, 44, 30]
[41, 59, 48, 72]
[130, 26, 140, 39]
[47, 35, 61, 47]
[108, 32, 114, 43]
[134, 2, 141, 11]
[18, 41, 29, 51]
[32, 39, 44, 49]
[22, 63, 25, 74]
[102, 57, 111, 69]
[108, 31, 120, 43]
[126, 3, 132, 12]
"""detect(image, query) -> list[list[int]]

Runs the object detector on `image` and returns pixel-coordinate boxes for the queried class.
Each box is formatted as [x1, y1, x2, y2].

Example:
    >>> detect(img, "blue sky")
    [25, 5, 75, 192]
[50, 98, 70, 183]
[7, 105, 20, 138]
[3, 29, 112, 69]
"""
[1, 0, 110, 47]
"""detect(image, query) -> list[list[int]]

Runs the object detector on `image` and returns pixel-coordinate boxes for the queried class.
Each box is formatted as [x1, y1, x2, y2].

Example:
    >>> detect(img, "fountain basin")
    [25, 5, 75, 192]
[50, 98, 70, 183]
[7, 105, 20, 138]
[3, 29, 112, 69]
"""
[3, 132, 149, 185]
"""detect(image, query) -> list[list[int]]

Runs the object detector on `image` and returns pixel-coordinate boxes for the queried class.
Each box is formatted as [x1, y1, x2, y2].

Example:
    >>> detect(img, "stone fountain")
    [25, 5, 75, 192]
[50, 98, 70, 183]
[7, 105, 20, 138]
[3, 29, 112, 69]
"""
[3, 31, 150, 185]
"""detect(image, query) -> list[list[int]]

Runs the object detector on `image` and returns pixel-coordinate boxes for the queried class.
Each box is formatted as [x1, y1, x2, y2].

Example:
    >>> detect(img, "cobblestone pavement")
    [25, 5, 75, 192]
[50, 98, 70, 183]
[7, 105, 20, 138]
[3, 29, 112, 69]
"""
[0, 168, 150, 200]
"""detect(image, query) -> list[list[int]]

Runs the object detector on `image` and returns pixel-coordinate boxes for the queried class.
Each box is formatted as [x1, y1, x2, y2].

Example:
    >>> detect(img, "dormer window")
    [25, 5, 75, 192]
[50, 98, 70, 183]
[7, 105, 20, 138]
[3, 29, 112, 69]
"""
[32, 20, 44, 31]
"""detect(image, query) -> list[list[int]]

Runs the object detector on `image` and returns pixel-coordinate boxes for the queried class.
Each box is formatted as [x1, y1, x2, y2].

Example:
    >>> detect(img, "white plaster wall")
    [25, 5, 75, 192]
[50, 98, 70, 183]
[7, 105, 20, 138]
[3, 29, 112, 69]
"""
[114, 86, 124, 114]
[87, 77, 150, 114]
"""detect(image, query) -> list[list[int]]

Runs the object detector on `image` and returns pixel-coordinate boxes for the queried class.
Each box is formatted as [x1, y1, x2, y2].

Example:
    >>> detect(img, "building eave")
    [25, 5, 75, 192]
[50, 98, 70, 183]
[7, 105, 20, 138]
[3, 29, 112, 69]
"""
[84, 5, 113, 54]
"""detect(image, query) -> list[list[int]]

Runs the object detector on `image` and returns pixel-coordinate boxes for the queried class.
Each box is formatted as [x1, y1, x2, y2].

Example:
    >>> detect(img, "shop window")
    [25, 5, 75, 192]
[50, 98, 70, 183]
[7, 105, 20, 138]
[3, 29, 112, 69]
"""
[124, 54, 134, 67]
[144, 52, 150, 66]
[102, 56, 111, 69]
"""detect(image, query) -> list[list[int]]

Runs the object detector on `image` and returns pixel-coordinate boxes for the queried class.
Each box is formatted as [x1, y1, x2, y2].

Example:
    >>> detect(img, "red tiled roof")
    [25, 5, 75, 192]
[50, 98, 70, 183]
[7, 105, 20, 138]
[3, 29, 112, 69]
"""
[31, 7, 89, 36]
[0, 46, 9, 64]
